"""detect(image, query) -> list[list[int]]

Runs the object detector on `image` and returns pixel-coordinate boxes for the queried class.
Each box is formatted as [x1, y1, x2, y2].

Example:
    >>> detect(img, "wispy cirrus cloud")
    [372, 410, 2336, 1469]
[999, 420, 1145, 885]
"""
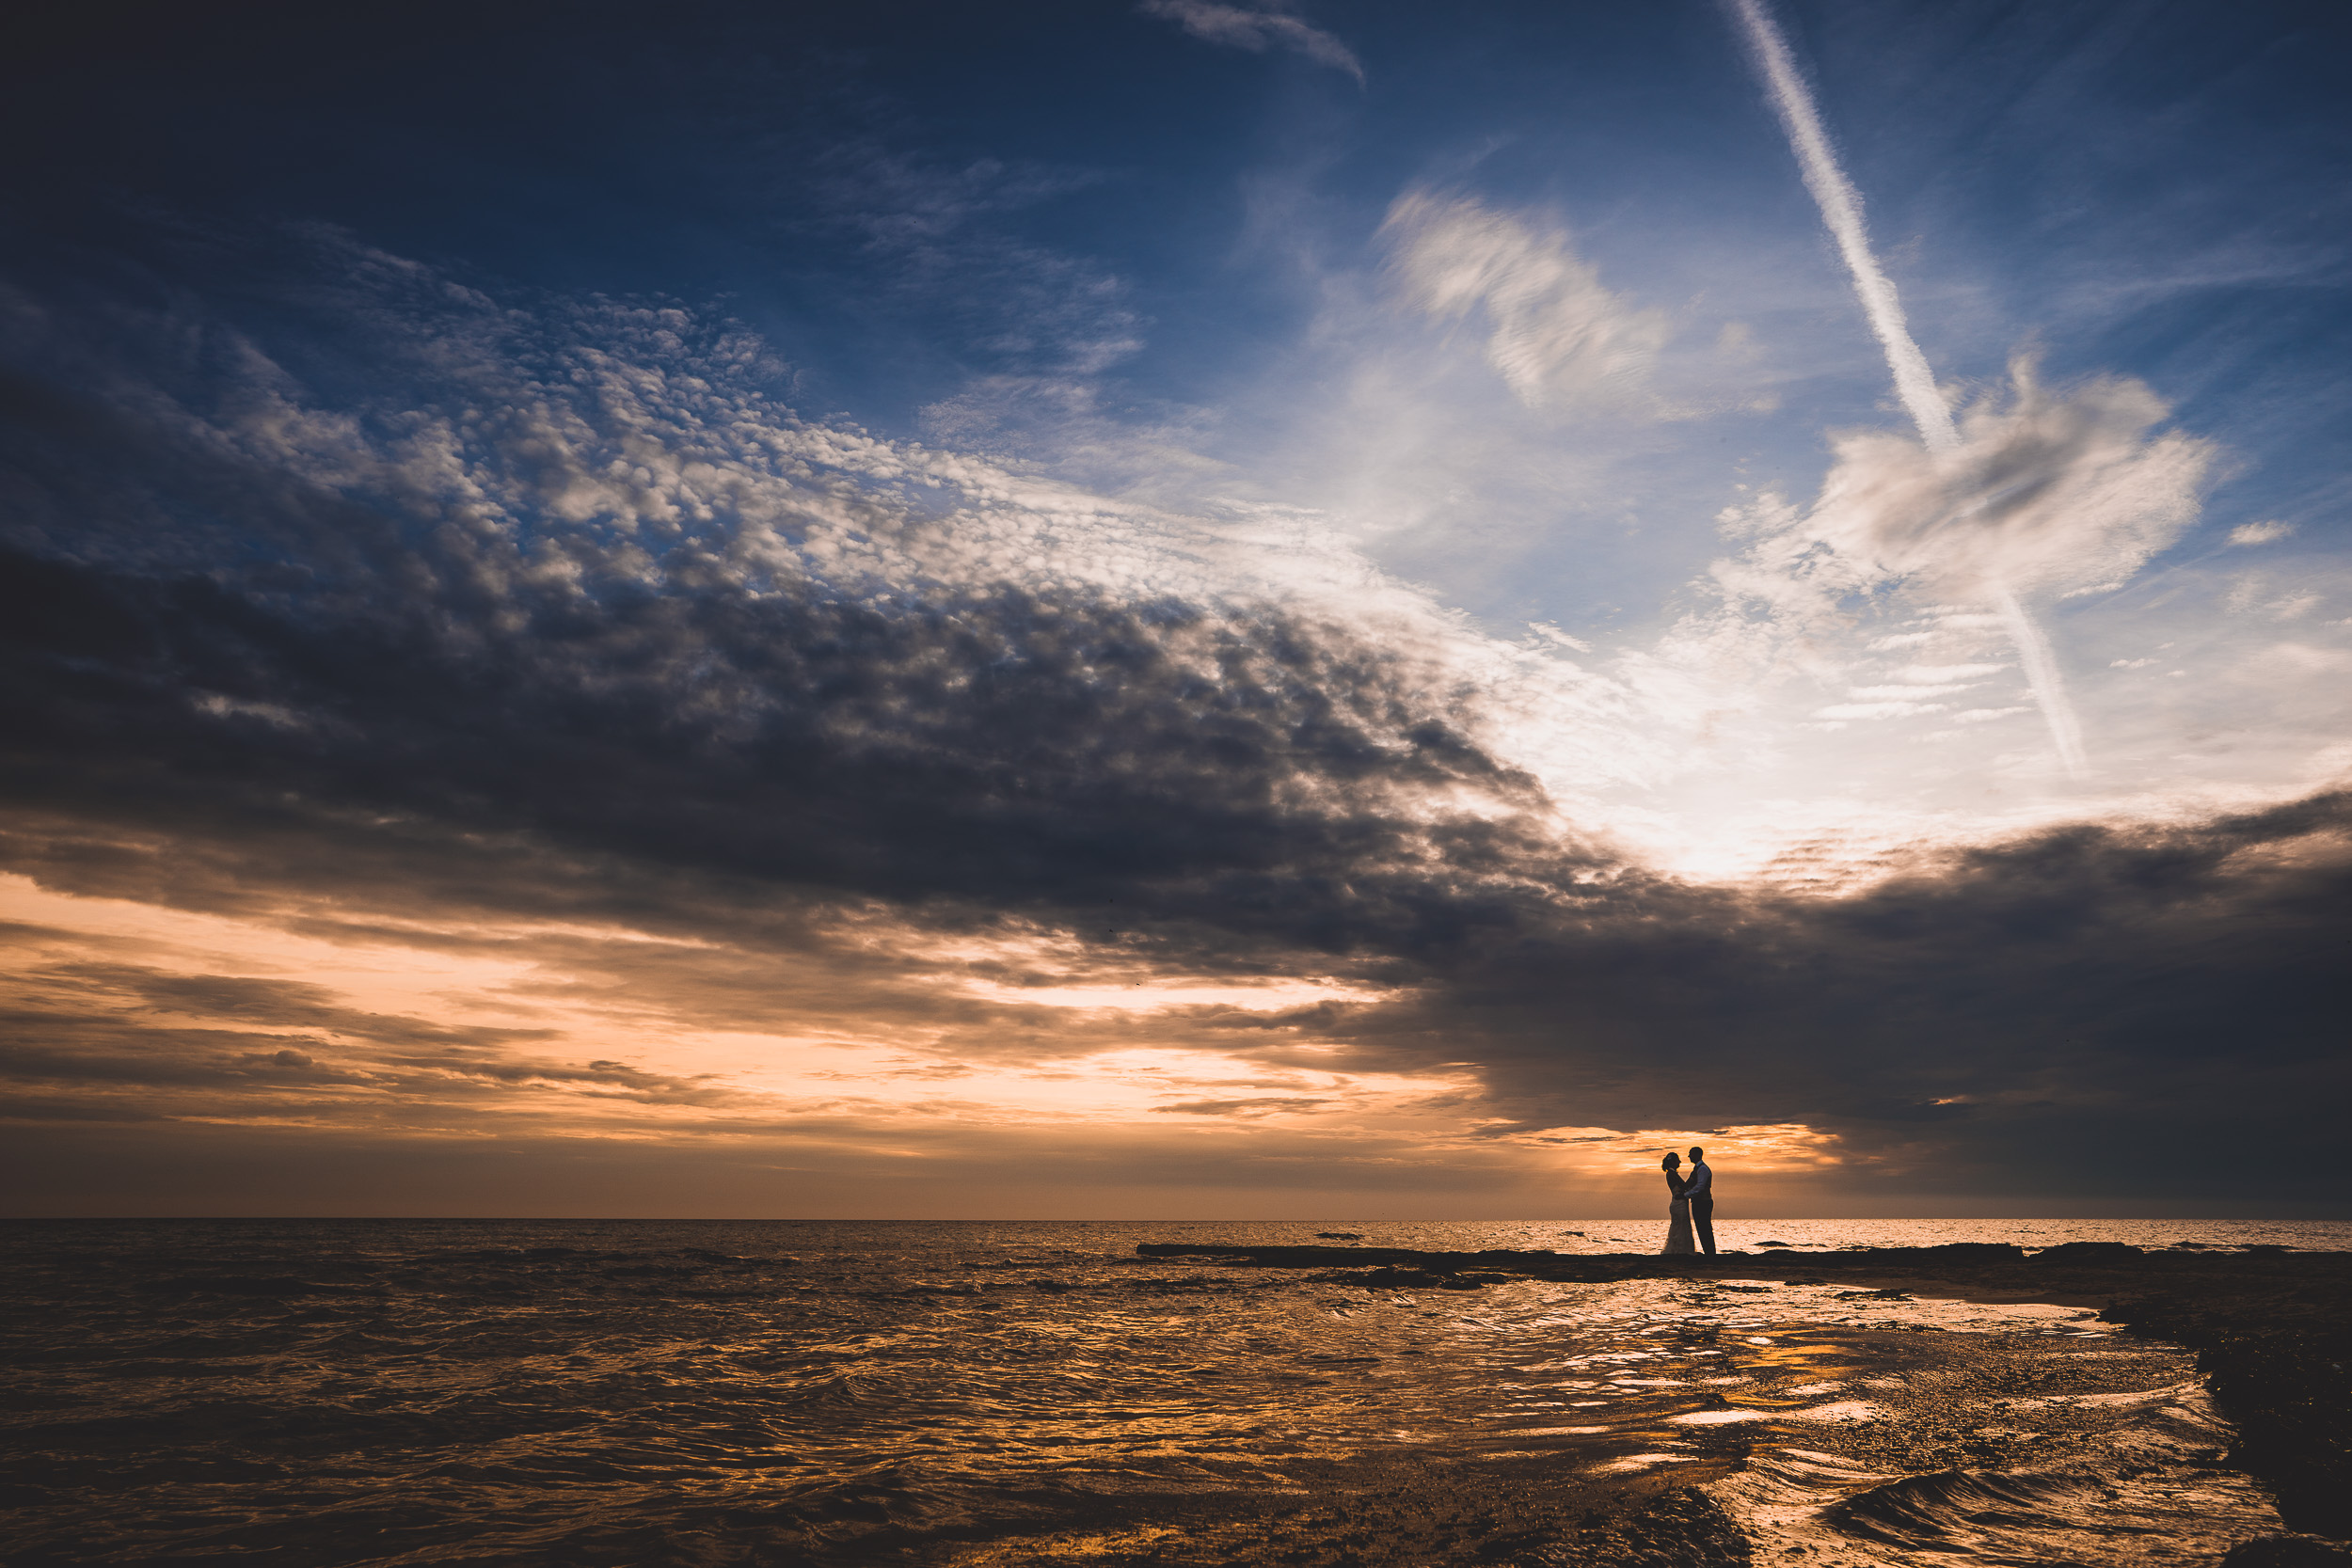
[1138, 0, 1364, 86]
[1381, 190, 1671, 415]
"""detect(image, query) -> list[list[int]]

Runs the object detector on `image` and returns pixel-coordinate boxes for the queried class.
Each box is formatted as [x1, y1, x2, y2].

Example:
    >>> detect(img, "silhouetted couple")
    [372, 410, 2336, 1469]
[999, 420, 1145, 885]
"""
[1661, 1148, 1715, 1256]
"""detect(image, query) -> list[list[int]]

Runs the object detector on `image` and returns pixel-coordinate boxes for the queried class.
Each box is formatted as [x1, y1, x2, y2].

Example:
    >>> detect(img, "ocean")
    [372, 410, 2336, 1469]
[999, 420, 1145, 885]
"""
[4, 1218, 2346, 1565]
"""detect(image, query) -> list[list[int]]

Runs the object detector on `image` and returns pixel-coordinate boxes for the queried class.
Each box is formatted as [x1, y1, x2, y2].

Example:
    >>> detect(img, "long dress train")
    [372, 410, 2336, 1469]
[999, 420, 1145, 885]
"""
[1662, 1176, 1696, 1255]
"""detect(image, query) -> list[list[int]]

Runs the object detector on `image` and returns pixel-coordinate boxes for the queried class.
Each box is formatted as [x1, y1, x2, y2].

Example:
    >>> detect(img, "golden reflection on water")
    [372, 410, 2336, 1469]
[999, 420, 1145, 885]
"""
[1722, 1335, 1867, 1407]
[1, 1222, 2300, 1567]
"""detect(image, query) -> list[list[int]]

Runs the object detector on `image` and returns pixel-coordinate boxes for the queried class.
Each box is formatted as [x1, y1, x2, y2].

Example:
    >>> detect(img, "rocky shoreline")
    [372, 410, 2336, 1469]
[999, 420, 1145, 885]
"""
[1133, 1241, 2352, 1560]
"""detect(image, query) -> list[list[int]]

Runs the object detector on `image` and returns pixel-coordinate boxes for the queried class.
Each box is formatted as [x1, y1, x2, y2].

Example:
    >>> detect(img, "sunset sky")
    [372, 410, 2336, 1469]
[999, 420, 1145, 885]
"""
[3, 0, 2345, 1218]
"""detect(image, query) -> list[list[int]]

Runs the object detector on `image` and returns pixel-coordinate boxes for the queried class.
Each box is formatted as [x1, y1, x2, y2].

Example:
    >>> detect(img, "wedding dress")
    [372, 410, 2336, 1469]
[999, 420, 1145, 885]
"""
[1661, 1173, 1696, 1255]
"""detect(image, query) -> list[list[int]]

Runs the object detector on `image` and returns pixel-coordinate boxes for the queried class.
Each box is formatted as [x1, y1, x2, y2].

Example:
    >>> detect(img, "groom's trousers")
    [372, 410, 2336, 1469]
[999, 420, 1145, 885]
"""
[1691, 1197, 1715, 1256]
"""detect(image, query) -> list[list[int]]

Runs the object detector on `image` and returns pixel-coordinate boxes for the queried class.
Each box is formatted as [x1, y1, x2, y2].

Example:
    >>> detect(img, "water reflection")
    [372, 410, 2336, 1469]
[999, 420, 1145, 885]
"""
[0, 1220, 2316, 1565]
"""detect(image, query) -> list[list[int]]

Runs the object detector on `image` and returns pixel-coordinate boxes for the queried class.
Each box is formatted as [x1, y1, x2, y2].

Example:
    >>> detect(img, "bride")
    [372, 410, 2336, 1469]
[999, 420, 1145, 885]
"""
[1660, 1151, 1696, 1255]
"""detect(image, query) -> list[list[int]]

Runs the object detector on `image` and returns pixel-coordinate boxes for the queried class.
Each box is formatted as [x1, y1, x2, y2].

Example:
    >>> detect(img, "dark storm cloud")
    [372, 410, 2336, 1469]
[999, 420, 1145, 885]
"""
[11, 961, 558, 1053]
[0, 261, 1595, 961]
[1333, 790, 2352, 1199]
[2, 1099, 170, 1123]
[0, 1034, 336, 1088]
[0, 539, 1574, 942]
[1, 263, 2345, 1208]
[0, 943, 744, 1124]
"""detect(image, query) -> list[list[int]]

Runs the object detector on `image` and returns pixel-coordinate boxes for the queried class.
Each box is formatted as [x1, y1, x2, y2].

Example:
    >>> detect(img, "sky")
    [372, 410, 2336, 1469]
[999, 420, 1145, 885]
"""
[1, 0, 2346, 1219]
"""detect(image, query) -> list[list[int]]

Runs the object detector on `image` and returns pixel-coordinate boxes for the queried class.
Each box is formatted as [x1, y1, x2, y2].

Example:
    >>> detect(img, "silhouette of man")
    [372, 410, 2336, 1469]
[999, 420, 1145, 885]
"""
[1683, 1147, 1715, 1256]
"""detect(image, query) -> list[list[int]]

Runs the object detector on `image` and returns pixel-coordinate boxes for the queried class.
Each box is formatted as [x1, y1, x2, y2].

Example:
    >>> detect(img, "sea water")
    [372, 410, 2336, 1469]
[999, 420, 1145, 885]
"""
[3, 1218, 2344, 1564]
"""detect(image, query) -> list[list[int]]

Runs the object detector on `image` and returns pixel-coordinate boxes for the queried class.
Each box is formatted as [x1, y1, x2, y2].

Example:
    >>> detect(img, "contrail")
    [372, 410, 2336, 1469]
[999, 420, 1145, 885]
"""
[1724, 0, 1955, 452]
[1991, 585, 2089, 777]
[1724, 0, 2089, 778]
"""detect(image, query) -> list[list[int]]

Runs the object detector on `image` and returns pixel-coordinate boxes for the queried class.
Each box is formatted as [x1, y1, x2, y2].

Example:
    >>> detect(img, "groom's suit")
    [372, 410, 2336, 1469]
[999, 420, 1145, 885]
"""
[1683, 1160, 1716, 1255]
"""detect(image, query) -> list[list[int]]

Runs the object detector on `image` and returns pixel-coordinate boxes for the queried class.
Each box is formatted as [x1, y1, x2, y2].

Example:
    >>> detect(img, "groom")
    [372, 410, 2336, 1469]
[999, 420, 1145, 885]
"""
[1684, 1147, 1716, 1256]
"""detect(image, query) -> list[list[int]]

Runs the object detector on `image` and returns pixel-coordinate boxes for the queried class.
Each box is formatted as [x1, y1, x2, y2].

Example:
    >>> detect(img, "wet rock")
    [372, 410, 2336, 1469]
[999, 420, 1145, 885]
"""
[1334, 1265, 1517, 1291]
[1819, 1466, 2166, 1557]
[1119, 1275, 1232, 1294]
[2221, 1535, 2352, 1567]
[1355, 1267, 1453, 1289]
[1131, 1226, 2352, 1539]
[1316, 1231, 1364, 1240]
[2032, 1241, 2143, 1264]
[2104, 1292, 2352, 1539]
[1563, 1487, 1754, 1567]
[1867, 1243, 2027, 1264]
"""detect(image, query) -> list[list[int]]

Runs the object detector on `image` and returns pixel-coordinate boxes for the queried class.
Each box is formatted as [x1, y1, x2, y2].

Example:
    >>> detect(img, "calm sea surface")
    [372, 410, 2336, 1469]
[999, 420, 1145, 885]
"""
[3, 1218, 2345, 1565]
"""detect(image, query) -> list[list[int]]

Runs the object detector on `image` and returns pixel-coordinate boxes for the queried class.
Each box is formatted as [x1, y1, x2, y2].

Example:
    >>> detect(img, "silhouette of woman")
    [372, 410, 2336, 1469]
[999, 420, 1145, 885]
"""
[1661, 1151, 1696, 1255]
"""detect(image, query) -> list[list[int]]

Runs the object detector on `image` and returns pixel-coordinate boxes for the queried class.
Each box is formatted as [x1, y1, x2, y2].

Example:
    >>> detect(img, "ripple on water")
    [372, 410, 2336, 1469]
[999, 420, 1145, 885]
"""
[0, 1219, 2326, 1564]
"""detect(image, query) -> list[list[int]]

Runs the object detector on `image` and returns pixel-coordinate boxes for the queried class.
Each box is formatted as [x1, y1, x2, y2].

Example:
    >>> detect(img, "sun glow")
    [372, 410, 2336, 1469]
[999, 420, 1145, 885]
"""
[0, 874, 1486, 1157]
[950, 975, 1389, 1011]
[1515, 1122, 1849, 1174]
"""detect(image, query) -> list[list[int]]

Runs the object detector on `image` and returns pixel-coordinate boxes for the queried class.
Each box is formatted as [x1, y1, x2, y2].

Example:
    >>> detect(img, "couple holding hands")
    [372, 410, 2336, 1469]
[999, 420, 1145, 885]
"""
[1660, 1147, 1716, 1256]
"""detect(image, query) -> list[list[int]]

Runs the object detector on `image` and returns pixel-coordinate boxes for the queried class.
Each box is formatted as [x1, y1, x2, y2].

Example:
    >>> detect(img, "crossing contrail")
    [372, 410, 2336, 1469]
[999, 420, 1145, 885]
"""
[1992, 585, 2089, 776]
[1724, 0, 2089, 778]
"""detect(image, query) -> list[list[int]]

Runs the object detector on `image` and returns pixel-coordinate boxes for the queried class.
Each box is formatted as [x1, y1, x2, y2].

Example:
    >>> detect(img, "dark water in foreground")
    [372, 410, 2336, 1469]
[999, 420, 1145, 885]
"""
[4, 1219, 2346, 1565]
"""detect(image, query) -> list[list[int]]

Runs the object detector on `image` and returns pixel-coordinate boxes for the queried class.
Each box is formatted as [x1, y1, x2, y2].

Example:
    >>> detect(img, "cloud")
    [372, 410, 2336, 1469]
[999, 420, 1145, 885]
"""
[2229, 520, 2293, 546]
[2226, 575, 2326, 620]
[1645, 357, 2219, 774]
[1692, 361, 2213, 685]
[1887, 663, 2009, 683]
[1151, 1096, 1330, 1115]
[1, 250, 2347, 1213]
[1358, 789, 2352, 1202]
[1526, 622, 1592, 653]
[1382, 191, 1670, 413]
[1138, 0, 1365, 85]
[1814, 700, 1946, 721]
[1796, 359, 2214, 603]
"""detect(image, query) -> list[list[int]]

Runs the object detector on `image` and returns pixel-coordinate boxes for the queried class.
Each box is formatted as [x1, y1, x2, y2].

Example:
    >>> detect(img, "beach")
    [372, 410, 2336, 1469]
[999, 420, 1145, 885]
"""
[2, 1220, 2346, 1565]
[1135, 1237, 2352, 1563]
